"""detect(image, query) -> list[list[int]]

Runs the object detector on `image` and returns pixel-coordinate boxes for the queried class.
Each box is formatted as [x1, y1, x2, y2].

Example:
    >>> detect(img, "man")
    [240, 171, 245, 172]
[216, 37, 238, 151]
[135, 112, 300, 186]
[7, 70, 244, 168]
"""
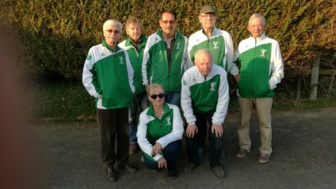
[82, 19, 137, 182]
[119, 16, 148, 155]
[188, 5, 239, 158]
[234, 14, 284, 163]
[188, 5, 239, 81]
[142, 9, 191, 106]
[181, 49, 229, 178]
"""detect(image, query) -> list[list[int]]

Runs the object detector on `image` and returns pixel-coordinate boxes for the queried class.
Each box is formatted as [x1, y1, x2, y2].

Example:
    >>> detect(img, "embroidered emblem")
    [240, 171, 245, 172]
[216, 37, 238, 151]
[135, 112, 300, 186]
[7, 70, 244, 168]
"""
[260, 49, 267, 57]
[210, 82, 216, 91]
[176, 42, 180, 50]
[86, 55, 92, 60]
[166, 117, 171, 125]
[213, 41, 219, 49]
[119, 56, 124, 64]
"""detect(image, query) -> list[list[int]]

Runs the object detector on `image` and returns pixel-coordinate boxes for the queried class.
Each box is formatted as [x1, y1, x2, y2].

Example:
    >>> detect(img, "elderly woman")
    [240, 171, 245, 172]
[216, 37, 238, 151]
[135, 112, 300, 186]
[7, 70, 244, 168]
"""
[137, 84, 184, 179]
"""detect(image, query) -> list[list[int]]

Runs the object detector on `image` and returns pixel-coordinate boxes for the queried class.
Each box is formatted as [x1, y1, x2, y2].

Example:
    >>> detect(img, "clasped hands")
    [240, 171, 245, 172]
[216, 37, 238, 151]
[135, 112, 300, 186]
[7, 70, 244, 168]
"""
[151, 142, 167, 169]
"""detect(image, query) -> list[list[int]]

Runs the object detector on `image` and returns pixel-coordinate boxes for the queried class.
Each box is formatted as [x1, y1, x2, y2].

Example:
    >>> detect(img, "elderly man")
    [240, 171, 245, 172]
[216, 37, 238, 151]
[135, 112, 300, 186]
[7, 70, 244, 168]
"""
[142, 9, 191, 106]
[181, 49, 229, 178]
[82, 19, 137, 182]
[234, 14, 284, 163]
[119, 16, 148, 155]
[188, 5, 239, 81]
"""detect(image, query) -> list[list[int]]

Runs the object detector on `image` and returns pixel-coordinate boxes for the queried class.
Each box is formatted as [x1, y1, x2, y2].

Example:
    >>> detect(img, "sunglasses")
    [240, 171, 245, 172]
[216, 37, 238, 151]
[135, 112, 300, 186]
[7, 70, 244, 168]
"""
[150, 93, 165, 99]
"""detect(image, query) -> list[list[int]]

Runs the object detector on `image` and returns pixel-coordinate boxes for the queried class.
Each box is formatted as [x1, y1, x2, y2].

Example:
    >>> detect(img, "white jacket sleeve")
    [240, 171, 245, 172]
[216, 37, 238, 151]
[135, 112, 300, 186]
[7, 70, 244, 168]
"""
[137, 111, 163, 161]
[124, 51, 135, 93]
[82, 48, 101, 98]
[269, 41, 284, 90]
[156, 105, 184, 148]
[181, 70, 196, 125]
[212, 70, 229, 125]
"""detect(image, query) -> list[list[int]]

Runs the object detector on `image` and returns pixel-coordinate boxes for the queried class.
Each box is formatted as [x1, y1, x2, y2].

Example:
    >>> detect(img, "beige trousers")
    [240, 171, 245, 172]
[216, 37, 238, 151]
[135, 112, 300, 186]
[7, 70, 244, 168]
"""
[238, 97, 273, 155]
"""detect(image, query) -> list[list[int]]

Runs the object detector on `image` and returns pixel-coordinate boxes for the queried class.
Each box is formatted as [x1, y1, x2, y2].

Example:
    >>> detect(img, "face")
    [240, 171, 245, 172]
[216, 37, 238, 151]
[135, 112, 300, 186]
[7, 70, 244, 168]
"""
[248, 17, 264, 38]
[126, 23, 142, 41]
[199, 13, 216, 30]
[148, 87, 165, 106]
[103, 24, 121, 46]
[195, 53, 212, 76]
[159, 12, 177, 37]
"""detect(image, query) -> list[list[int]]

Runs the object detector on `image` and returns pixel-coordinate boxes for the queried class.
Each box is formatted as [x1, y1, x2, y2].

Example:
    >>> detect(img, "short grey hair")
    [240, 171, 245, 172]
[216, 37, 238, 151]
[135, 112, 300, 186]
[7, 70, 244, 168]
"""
[103, 19, 122, 32]
[146, 83, 165, 95]
[194, 49, 213, 64]
[248, 13, 266, 26]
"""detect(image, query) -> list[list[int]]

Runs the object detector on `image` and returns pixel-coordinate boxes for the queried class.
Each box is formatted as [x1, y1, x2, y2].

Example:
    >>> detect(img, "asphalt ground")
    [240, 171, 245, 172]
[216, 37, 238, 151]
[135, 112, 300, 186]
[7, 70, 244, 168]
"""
[35, 107, 336, 189]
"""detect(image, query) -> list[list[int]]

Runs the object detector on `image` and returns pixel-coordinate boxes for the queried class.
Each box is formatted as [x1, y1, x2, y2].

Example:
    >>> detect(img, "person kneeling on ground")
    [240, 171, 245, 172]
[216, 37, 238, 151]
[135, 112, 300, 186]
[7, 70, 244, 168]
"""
[137, 84, 184, 180]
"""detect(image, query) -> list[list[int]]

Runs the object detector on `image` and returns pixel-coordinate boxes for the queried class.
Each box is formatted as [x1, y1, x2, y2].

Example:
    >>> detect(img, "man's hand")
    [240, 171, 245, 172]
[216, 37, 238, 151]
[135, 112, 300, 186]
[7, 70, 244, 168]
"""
[185, 124, 198, 138]
[151, 142, 162, 156]
[157, 157, 167, 169]
[211, 124, 223, 137]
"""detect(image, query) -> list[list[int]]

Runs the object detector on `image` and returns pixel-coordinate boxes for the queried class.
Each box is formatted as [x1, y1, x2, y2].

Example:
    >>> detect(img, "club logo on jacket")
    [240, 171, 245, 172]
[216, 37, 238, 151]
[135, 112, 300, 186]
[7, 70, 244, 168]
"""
[176, 42, 180, 50]
[119, 57, 124, 64]
[210, 82, 216, 91]
[260, 49, 267, 57]
[165, 117, 171, 125]
[213, 41, 219, 49]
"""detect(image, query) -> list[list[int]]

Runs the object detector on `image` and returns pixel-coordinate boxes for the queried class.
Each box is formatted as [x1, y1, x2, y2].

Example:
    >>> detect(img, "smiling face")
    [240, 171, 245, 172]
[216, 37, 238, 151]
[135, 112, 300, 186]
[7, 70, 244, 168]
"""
[103, 24, 121, 47]
[148, 85, 165, 106]
[248, 17, 264, 38]
[126, 23, 142, 41]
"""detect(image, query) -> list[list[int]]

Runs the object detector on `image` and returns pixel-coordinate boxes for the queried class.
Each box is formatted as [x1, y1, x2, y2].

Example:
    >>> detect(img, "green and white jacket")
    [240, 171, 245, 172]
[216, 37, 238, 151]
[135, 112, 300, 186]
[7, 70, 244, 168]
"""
[188, 27, 238, 76]
[119, 35, 147, 95]
[235, 33, 284, 98]
[137, 103, 184, 162]
[181, 64, 229, 125]
[82, 40, 134, 109]
[142, 29, 191, 92]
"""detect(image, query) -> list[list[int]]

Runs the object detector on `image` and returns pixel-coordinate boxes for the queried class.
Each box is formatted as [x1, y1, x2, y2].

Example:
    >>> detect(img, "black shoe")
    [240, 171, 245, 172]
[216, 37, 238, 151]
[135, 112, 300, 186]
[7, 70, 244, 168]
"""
[118, 164, 138, 173]
[183, 162, 198, 173]
[168, 170, 178, 180]
[106, 166, 117, 182]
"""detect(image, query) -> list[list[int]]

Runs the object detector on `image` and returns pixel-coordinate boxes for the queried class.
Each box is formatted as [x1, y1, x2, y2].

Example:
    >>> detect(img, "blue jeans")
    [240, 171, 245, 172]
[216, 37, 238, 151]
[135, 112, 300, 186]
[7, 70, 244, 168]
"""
[185, 110, 223, 167]
[143, 140, 182, 171]
[164, 92, 181, 107]
[129, 93, 149, 144]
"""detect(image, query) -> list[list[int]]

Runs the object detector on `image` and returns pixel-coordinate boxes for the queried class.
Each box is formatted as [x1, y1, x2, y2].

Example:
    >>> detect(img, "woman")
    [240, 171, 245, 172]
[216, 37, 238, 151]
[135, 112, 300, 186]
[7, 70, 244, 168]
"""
[137, 84, 184, 179]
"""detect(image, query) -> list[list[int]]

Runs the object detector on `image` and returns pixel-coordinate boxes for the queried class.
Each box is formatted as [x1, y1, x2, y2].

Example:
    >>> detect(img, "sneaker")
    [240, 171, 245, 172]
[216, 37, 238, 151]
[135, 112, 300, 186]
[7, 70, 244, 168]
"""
[183, 163, 198, 173]
[258, 153, 270, 163]
[236, 148, 250, 158]
[167, 170, 178, 180]
[129, 143, 139, 155]
[210, 165, 225, 178]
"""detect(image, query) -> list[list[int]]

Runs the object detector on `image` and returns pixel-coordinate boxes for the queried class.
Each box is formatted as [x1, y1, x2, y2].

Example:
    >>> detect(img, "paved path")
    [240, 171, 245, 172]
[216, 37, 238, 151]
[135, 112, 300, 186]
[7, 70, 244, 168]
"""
[36, 107, 336, 189]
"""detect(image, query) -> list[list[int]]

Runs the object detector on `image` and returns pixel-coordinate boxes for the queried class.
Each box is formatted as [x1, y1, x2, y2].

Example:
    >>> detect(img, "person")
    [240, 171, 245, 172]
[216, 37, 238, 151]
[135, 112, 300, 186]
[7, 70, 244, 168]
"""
[188, 5, 239, 82]
[82, 19, 137, 182]
[142, 9, 191, 106]
[119, 16, 148, 155]
[234, 13, 284, 163]
[137, 84, 184, 180]
[188, 5, 239, 158]
[181, 49, 229, 178]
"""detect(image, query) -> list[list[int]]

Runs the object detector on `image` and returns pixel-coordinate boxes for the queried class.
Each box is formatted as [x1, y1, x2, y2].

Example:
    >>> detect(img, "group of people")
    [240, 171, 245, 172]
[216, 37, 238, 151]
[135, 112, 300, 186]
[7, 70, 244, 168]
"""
[82, 5, 284, 182]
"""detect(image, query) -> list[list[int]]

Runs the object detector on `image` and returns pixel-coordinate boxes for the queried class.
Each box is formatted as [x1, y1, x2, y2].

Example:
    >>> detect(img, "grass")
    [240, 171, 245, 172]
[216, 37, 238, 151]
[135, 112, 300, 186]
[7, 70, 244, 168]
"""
[32, 81, 336, 123]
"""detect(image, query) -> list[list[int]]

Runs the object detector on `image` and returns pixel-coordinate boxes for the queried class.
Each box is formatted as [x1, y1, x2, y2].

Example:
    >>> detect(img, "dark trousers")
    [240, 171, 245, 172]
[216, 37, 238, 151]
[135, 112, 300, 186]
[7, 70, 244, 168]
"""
[143, 140, 182, 171]
[185, 110, 223, 167]
[97, 107, 129, 167]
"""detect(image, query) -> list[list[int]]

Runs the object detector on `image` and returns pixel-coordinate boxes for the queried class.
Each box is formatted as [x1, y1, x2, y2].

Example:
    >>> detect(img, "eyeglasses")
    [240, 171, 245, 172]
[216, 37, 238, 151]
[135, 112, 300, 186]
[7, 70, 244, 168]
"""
[150, 93, 165, 99]
[105, 30, 120, 34]
[161, 20, 176, 25]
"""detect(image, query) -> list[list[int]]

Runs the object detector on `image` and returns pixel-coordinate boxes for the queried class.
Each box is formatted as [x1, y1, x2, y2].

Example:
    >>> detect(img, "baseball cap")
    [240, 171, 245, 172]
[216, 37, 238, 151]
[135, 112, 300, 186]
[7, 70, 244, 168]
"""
[200, 5, 216, 14]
